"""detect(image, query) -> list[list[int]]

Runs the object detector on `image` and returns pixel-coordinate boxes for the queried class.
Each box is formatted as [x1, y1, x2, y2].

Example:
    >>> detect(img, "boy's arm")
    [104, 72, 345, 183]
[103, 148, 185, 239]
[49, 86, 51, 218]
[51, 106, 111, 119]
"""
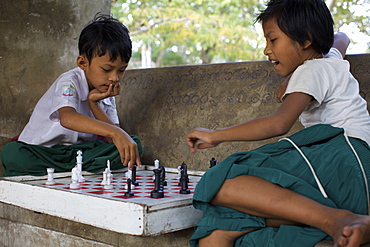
[88, 98, 116, 142]
[88, 84, 121, 142]
[58, 107, 141, 169]
[332, 32, 350, 58]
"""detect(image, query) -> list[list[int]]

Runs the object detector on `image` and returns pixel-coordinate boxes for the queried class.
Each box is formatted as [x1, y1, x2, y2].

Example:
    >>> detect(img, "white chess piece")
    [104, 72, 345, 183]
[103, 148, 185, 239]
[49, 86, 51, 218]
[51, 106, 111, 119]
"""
[176, 165, 182, 180]
[76, 150, 85, 182]
[125, 170, 135, 189]
[69, 167, 80, 189]
[154, 159, 160, 169]
[153, 159, 160, 180]
[101, 160, 112, 186]
[103, 171, 114, 190]
[45, 168, 56, 185]
[106, 160, 113, 180]
[101, 170, 107, 185]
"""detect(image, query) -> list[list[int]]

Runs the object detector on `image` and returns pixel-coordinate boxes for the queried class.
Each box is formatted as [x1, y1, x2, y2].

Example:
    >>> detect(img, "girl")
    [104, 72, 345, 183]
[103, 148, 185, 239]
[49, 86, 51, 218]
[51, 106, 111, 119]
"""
[186, 0, 370, 246]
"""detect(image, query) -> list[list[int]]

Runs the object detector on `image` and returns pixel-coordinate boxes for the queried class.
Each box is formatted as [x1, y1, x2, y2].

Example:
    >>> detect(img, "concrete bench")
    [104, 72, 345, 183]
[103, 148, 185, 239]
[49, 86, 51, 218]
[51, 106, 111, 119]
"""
[1, 56, 369, 246]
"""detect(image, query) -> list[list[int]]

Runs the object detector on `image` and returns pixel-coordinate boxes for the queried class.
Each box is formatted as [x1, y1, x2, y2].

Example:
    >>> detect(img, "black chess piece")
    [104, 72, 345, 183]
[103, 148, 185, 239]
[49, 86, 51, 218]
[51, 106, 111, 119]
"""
[160, 165, 167, 186]
[178, 162, 189, 186]
[179, 169, 190, 194]
[151, 168, 164, 198]
[210, 157, 217, 168]
[124, 178, 135, 197]
[132, 164, 139, 186]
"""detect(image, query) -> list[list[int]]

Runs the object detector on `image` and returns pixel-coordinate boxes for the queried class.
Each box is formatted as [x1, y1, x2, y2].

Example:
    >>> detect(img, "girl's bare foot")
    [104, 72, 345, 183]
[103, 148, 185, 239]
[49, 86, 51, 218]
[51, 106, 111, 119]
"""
[328, 211, 370, 247]
[198, 229, 254, 247]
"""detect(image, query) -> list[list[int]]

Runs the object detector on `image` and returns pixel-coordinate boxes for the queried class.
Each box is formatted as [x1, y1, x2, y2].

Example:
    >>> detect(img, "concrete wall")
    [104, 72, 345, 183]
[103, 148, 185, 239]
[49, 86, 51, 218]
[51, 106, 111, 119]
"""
[118, 54, 370, 171]
[0, 0, 111, 141]
[1, 0, 369, 173]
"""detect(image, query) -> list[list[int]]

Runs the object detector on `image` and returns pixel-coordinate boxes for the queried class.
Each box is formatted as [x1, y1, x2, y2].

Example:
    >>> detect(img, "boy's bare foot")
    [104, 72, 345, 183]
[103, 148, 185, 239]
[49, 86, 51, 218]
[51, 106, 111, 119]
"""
[198, 229, 254, 247]
[329, 212, 370, 247]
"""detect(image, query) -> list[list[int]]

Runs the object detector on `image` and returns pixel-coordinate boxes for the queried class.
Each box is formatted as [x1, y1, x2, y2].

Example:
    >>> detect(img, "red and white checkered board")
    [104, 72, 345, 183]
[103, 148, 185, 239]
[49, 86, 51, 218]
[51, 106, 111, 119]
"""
[28, 169, 201, 205]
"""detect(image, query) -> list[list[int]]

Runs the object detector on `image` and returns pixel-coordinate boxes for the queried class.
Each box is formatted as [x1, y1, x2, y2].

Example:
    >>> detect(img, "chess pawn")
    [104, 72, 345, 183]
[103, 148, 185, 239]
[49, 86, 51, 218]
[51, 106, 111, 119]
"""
[209, 157, 217, 168]
[179, 172, 190, 194]
[101, 170, 107, 185]
[45, 168, 56, 185]
[125, 170, 135, 189]
[176, 165, 182, 180]
[124, 178, 135, 197]
[160, 165, 167, 186]
[69, 167, 80, 189]
[152, 159, 160, 180]
[103, 172, 114, 190]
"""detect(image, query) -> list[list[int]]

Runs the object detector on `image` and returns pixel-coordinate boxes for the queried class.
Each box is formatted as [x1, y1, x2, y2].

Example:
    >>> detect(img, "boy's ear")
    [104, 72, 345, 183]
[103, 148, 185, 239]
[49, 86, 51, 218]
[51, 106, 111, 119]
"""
[302, 40, 313, 49]
[77, 55, 88, 70]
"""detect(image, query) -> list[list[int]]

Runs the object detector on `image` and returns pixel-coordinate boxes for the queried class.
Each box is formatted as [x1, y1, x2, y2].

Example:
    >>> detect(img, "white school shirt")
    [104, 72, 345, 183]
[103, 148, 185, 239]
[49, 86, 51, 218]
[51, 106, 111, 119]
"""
[19, 67, 120, 147]
[283, 48, 370, 146]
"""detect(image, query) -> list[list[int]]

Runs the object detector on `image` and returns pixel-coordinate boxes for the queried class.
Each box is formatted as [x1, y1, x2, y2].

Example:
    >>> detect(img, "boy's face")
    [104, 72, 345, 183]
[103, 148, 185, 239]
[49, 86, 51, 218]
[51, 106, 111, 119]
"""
[262, 18, 314, 77]
[77, 54, 128, 92]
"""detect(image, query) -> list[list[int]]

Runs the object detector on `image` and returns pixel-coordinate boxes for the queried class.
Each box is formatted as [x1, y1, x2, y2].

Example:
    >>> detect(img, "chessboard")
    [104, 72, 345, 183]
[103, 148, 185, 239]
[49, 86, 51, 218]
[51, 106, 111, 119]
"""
[0, 165, 205, 236]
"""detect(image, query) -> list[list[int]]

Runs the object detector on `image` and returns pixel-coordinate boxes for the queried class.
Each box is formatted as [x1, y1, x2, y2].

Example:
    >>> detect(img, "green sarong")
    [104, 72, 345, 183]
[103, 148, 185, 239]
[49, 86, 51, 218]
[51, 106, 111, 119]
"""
[0, 135, 142, 177]
[190, 124, 370, 247]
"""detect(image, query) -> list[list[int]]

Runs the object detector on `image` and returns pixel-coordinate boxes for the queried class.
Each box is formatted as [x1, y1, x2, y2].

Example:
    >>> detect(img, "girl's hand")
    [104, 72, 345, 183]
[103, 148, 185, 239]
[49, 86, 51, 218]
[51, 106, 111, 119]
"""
[89, 83, 121, 102]
[186, 128, 220, 153]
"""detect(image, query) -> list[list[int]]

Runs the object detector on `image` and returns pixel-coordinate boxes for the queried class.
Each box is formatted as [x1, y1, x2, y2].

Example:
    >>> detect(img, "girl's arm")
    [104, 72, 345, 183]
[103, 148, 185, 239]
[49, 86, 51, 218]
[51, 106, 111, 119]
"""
[332, 32, 350, 58]
[186, 92, 312, 152]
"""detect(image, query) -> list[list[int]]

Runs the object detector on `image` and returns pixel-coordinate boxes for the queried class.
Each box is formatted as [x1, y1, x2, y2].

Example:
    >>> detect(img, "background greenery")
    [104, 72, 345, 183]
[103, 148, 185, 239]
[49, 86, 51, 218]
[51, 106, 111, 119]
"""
[111, 0, 370, 68]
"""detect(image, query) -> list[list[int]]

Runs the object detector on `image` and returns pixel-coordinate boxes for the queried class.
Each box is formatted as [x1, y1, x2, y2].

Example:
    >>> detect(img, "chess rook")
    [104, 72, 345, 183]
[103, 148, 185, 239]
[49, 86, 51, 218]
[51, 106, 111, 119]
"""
[103, 172, 114, 190]
[45, 168, 56, 185]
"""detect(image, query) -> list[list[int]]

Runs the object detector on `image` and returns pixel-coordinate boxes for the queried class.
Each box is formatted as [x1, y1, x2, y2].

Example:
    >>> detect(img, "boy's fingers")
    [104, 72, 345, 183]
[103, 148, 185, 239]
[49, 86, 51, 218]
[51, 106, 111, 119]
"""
[114, 83, 121, 95]
[135, 148, 142, 168]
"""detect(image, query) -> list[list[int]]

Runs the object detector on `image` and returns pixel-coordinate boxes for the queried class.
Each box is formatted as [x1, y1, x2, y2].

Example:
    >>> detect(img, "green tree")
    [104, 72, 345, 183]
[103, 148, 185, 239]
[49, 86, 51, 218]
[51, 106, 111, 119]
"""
[111, 0, 369, 68]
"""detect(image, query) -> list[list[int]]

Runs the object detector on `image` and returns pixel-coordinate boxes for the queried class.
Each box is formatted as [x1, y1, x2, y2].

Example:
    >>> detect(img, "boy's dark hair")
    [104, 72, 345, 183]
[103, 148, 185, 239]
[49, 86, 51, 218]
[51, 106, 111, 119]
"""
[78, 13, 132, 63]
[256, 0, 334, 54]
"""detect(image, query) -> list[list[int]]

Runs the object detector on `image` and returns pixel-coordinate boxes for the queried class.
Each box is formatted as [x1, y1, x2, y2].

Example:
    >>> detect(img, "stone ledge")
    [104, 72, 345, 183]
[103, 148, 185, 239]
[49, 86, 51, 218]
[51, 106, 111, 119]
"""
[0, 202, 194, 247]
[316, 240, 370, 247]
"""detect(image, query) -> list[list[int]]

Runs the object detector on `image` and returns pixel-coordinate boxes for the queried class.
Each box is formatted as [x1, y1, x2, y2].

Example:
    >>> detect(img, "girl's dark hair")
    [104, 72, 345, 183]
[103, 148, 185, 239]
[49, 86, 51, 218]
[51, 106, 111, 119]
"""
[256, 0, 334, 54]
[78, 13, 132, 63]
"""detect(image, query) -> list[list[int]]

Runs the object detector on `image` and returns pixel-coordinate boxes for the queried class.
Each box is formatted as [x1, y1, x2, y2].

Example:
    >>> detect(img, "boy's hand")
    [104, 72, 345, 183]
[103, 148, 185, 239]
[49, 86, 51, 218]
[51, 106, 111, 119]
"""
[112, 128, 142, 170]
[186, 128, 219, 153]
[88, 83, 121, 102]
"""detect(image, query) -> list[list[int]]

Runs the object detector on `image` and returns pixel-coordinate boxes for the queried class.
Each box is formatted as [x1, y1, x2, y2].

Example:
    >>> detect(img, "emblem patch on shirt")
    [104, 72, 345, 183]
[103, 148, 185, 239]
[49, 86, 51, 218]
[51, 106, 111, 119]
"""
[62, 85, 76, 96]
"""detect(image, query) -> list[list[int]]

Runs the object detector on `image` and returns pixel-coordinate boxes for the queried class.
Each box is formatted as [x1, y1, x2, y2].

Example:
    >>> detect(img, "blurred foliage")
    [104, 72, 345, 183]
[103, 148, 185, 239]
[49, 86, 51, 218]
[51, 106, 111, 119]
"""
[111, 0, 370, 67]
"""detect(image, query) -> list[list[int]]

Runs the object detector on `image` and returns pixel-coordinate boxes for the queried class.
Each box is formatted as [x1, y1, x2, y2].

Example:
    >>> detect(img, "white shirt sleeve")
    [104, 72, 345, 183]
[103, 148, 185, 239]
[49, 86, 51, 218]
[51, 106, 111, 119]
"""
[49, 81, 80, 121]
[283, 63, 329, 107]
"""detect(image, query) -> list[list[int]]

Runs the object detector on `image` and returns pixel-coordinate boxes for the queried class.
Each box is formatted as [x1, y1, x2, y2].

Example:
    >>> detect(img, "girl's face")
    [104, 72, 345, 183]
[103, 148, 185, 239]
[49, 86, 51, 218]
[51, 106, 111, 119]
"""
[77, 54, 128, 92]
[262, 18, 318, 77]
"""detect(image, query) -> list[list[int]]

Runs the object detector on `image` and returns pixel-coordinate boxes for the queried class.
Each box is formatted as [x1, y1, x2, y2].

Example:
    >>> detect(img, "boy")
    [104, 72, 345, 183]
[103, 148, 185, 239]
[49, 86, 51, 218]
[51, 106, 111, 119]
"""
[1, 14, 142, 176]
